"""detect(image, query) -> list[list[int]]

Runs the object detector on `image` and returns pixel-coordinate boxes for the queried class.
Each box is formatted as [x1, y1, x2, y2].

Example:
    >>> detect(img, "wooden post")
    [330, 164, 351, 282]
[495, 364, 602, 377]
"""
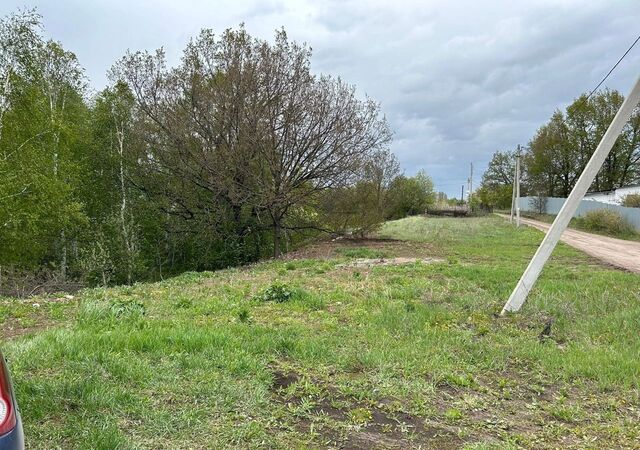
[501, 76, 640, 314]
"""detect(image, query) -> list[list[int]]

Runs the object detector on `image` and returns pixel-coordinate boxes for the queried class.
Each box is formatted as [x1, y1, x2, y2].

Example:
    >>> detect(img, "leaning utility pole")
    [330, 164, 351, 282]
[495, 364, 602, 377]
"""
[501, 76, 640, 314]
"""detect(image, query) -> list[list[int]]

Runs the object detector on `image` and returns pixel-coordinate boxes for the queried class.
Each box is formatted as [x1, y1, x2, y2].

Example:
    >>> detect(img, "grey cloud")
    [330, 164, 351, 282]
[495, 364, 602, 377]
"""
[2, 0, 639, 196]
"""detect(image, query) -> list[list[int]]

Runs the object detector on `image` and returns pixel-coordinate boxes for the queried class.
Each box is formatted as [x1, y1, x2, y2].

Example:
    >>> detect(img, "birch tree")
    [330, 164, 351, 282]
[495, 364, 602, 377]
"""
[0, 9, 41, 142]
[37, 41, 85, 278]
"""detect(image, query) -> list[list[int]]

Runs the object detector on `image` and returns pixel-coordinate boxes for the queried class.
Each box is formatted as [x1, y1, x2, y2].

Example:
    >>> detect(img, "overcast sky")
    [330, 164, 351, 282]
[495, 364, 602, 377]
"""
[3, 0, 640, 197]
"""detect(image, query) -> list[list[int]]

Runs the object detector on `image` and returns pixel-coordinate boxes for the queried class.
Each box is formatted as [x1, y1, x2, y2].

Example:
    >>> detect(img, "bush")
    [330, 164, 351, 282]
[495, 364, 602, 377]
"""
[622, 194, 640, 208]
[579, 209, 635, 235]
[257, 281, 295, 303]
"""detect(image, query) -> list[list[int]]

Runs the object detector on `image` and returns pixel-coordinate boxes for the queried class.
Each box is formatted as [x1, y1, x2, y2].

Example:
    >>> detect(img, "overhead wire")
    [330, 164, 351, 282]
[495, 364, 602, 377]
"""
[586, 34, 640, 99]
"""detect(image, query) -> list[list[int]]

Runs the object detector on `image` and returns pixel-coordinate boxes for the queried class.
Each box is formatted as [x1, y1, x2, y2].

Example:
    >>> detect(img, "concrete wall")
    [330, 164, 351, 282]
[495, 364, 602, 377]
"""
[518, 196, 640, 231]
[583, 185, 640, 205]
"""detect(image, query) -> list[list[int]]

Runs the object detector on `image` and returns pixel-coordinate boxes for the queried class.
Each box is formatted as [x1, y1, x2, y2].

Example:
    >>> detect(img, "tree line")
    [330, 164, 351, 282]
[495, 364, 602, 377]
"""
[0, 10, 434, 294]
[479, 89, 640, 209]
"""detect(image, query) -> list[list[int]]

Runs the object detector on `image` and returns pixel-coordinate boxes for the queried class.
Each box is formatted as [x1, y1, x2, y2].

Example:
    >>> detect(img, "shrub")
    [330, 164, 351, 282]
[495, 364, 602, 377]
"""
[621, 194, 640, 208]
[258, 281, 294, 303]
[110, 298, 146, 319]
[579, 209, 635, 235]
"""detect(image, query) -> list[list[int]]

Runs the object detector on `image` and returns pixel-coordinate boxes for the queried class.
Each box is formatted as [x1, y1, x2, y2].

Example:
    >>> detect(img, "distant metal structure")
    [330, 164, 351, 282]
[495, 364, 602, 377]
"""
[501, 76, 640, 315]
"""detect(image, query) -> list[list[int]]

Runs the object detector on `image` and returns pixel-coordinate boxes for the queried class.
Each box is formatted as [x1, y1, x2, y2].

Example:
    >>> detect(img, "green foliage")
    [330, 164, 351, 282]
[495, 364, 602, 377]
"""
[478, 150, 517, 209]
[257, 281, 295, 303]
[77, 297, 145, 327]
[348, 407, 372, 424]
[320, 181, 386, 237]
[577, 210, 635, 235]
[526, 91, 640, 197]
[386, 170, 436, 219]
[444, 408, 463, 421]
[110, 298, 145, 319]
[1, 12, 396, 290]
[237, 307, 251, 323]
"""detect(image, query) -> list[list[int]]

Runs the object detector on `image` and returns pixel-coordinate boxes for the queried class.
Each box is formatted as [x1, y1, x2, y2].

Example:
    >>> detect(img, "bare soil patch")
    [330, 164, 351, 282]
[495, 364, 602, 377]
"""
[336, 257, 443, 268]
[269, 368, 465, 449]
[1, 317, 56, 340]
[0, 295, 75, 340]
[285, 237, 435, 260]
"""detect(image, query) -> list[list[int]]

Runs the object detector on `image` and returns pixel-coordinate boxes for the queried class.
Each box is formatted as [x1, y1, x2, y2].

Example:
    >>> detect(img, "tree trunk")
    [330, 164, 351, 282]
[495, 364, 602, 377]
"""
[273, 219, 282, 258]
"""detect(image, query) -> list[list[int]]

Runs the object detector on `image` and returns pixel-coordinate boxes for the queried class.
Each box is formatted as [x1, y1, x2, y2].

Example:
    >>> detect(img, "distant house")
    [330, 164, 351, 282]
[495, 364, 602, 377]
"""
[584, 184, 640, 205]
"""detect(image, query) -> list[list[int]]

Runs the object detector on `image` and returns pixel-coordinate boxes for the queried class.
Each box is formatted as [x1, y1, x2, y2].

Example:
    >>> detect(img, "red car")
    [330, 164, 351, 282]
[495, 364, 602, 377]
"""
[0, 352, 24, 449]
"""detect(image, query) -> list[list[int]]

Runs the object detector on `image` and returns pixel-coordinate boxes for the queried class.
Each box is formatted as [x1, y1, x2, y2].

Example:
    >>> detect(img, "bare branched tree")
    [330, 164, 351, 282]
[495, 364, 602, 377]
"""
[113, 27, 392, 257]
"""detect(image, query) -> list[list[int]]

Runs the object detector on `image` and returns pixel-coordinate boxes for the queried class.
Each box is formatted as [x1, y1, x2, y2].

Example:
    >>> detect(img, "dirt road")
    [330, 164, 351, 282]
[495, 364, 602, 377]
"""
[499, 215, 640, 274]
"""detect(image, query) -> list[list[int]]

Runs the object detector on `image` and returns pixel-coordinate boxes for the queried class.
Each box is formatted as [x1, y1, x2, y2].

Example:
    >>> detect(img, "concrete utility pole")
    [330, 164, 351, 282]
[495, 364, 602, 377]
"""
[510, 151, 517, 223]
[515, 146, 521, 227]
[468, 163, 474, 204]
[461, 185, 465, 205]
[501, 76, 640, 315]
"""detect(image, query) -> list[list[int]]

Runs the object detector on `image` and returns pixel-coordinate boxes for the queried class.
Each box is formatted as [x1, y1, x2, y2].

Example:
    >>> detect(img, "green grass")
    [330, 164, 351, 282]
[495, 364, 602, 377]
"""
[2, 216, 640, 448]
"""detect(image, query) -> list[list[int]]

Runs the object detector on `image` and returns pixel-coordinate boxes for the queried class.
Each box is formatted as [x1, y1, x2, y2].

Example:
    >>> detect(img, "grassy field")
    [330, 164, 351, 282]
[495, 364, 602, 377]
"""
[2, 216, 639, 449]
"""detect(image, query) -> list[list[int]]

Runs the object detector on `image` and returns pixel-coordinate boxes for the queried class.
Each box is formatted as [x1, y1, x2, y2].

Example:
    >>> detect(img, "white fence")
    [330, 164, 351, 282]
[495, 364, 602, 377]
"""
[518, 196, 640, 231]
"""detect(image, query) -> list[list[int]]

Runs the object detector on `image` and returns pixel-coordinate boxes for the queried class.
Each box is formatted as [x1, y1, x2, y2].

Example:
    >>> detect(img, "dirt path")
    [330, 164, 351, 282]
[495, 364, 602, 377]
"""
[498, 214, 640, 273]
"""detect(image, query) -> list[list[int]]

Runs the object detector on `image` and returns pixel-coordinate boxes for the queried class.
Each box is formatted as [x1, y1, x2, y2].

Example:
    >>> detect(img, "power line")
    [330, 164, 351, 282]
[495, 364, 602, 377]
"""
[586, 34, 640, 99]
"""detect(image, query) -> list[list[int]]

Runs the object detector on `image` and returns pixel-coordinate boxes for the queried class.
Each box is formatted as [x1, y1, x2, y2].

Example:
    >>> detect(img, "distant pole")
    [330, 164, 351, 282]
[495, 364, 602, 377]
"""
[515, 146, 521, 227]
[510, 156, 517, 223]
[469, 163, 474, 204]
[501, 76, 640, 314]
[461, 185, 464, 205]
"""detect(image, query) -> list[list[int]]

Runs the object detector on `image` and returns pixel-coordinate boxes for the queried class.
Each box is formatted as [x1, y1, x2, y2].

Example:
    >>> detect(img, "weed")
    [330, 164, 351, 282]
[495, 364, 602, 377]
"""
[174, 297, 193, 309]
[110, 299, 146, 319]
[549, 404, 583, 423]
[257, 281, 295, 303]
[349, 407, 372, 424]
[444, 373, 475, 388]
[444, 408, 463, 421]
[237, 308, 250, 323]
